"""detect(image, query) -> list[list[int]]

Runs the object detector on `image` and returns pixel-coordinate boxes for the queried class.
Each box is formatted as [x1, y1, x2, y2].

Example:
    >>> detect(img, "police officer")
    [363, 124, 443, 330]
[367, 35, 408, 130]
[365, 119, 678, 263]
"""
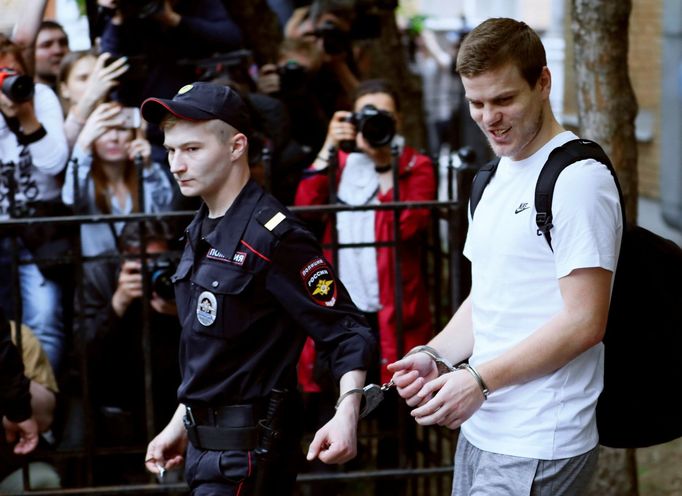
[140, 82, 375, 495]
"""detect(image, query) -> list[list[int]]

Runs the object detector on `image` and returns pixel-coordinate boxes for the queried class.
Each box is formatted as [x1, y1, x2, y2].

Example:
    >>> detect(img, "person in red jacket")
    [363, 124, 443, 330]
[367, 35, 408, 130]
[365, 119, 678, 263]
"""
[295, 78, 436, 492]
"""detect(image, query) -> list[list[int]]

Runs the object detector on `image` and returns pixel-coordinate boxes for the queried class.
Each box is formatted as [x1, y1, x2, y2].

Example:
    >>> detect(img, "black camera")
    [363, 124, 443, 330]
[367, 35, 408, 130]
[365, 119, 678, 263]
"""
[147, 257, 176, 301]
[340, 104, 396, 153]
[116, 0, 164, 19]
[0, 68, 35, 103]
[278, 60, 308, 95]
[313, 20, 352, 56]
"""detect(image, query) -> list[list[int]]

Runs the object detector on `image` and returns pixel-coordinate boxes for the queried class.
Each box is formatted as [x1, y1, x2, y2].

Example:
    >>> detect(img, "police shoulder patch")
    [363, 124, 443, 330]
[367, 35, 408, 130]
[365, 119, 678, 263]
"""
[255, 207, 294, 238]
[300, 257, 337, 307]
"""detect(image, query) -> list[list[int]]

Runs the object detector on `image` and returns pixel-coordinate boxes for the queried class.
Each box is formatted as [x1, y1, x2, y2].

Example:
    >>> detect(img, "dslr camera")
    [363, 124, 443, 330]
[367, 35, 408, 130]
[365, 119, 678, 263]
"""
[313, 20, 352, 56]
[277, 60, 308, 95]
[340, 104, 396, 153]
[0, 68, 35, 103]
[147, 257, 176, 301]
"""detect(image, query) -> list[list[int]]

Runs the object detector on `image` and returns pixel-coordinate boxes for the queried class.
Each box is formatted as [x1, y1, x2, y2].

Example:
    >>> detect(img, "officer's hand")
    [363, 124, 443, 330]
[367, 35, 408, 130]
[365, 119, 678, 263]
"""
[3, 416, 39, 455]
[112, 260, 143, 317]
[257, 64, 280, 95]
[387, 352, 439, 407]
[306, 402, 358, 464]
[145, 409, 188, 474]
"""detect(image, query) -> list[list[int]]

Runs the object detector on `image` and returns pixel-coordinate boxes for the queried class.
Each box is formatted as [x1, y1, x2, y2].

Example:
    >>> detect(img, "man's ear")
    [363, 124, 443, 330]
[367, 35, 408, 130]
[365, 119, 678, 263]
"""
[539, 66, 552, 98]
[231, 133, 248, 161]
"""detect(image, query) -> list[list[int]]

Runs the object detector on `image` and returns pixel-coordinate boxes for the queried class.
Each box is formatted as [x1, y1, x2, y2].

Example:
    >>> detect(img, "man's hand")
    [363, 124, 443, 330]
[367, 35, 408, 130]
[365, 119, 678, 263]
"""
[387, 351, 439, 407]
[2, 416, 39, 455]
[408, 369, 485, 430]
[145, 405, 188, 475]
[306, 402, 358, 464]
[112, 260, 143, 317]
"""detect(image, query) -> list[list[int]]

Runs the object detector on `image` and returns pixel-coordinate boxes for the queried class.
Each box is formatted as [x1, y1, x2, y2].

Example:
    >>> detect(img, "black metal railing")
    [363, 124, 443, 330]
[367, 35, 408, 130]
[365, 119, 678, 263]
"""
[0, 150, 478, 495]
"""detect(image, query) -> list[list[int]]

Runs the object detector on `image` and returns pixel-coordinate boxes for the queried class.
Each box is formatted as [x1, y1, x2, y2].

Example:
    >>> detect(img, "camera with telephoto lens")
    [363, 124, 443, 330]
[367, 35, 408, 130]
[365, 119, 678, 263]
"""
[0, 68, 35, 103]
[147, 257, 176, 301]
[340, 104, 396, 153]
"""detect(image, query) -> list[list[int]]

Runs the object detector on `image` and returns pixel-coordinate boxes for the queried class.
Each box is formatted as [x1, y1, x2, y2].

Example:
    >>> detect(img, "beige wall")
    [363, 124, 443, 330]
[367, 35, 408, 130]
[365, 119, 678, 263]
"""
[563, 0, 663, 199]
[629, 0, 663, 198]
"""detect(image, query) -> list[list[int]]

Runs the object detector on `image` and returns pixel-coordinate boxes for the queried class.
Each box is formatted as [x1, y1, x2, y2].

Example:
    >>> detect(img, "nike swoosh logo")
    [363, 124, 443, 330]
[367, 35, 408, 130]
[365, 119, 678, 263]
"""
[515, 205, 530, 214]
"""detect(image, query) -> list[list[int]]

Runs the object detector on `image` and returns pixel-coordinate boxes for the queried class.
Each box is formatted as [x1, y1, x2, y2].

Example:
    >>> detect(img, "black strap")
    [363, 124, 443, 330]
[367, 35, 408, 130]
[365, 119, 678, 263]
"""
[534, 139, 626, 250]
[470, 139, 625, 252]
[469, 158, 500, 218]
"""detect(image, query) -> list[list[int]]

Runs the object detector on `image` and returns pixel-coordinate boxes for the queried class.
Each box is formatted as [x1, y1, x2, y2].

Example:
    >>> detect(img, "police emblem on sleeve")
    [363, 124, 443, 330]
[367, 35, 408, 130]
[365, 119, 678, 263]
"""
[300, 257, 337, 307]
[196, 291, 218, 326]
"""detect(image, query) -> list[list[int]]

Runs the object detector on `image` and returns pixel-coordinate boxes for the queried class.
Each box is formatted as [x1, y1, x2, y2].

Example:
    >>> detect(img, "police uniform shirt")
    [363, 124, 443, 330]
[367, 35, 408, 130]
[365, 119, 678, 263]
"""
[173, 179, 375, 407]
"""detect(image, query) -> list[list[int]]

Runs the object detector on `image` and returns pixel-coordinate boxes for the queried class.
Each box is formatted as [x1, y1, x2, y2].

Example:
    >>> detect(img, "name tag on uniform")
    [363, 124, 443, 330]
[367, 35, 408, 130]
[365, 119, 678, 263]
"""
[196, 291, 218, 326]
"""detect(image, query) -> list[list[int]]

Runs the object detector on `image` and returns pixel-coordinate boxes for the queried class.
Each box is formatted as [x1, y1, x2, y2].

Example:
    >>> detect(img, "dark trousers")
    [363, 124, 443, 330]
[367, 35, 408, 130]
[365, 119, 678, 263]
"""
[185, 441, 301, 495]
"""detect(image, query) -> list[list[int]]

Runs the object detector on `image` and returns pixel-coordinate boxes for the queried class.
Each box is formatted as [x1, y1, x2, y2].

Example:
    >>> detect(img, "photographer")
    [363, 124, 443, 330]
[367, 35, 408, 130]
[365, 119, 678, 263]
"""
[0, 34, 69, 376]
[61, 100, 179, 257]
[97, 0, 242, 105]
[58, 50, 129, 150]
[295, 79, 435, 493]
[73, 220, 181, 483]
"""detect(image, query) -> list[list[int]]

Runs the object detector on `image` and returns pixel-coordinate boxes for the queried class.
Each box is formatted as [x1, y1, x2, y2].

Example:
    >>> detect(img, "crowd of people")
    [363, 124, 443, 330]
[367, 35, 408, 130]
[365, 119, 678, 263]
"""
[0, 0, 443, 492]
[1, 2, 621, 496]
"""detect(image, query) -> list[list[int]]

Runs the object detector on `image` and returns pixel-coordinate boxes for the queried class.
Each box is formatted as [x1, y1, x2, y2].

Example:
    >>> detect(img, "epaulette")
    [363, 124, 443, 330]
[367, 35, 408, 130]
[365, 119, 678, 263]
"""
[255, 207, 295, 238]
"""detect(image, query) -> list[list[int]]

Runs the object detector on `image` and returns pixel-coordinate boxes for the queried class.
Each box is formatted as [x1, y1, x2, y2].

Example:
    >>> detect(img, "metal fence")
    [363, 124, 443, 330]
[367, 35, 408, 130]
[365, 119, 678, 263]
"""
[0, 151, 478, 495]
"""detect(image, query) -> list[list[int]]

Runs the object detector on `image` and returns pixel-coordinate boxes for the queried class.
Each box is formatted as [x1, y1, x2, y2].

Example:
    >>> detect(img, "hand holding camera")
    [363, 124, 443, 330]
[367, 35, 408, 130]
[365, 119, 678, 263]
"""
[257, 64, 280, 95]
[316, 104, 396, 170]
[112, 258, 177, 317]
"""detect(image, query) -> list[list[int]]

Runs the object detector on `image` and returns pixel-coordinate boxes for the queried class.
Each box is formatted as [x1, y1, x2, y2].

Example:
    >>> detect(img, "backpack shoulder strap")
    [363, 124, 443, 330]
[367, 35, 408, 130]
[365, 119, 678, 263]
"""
[535, 138, 621, 249]
[469, 157, 501, 218]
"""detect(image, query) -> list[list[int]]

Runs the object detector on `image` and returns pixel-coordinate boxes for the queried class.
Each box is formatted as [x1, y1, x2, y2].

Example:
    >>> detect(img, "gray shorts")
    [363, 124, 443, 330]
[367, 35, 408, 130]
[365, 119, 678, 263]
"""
[452, 434, 598, 496]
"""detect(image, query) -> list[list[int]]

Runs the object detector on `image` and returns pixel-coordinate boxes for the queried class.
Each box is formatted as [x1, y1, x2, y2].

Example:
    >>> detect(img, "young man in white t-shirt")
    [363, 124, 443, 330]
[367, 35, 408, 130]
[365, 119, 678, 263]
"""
[388, 17, 622, 495]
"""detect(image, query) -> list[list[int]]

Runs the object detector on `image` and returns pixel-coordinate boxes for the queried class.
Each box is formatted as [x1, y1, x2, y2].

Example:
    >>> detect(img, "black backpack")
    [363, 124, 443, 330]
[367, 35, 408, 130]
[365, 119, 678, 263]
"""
[469, 138, 682, 448]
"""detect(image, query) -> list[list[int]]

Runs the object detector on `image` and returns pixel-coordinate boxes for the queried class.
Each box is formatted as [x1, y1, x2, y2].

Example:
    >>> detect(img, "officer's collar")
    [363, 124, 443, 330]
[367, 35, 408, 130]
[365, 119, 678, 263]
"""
[196, 179, 264, 257]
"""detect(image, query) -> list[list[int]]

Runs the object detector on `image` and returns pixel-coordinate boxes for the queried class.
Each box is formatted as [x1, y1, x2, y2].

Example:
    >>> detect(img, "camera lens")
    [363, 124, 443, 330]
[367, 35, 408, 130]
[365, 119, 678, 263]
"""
[357, 105, 396, 148]
[149, 259, 176, 301]
[0, 73, 35, 103]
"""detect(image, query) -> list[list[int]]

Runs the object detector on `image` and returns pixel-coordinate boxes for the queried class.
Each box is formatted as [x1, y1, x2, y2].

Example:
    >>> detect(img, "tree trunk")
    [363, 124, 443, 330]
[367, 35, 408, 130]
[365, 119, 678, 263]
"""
[571, 1, 639, 495]
[571, 0, 639, 220]
[356, 4, 428, 152]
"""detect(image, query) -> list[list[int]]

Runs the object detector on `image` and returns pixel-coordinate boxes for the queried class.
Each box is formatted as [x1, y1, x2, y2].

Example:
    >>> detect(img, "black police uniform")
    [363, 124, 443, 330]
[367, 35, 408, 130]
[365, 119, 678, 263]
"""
[172, 179, 375, 495]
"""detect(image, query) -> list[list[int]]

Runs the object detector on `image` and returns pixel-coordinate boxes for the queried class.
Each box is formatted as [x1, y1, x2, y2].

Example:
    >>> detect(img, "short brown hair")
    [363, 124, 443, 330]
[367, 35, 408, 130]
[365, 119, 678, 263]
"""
[456, 18, 546, 88]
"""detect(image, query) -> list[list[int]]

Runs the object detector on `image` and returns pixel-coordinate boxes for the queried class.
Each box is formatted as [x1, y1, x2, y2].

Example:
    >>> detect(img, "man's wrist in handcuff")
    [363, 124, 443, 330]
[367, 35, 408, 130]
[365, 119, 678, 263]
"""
[405, 345, 490, 400]
[405, 345, 455, 376]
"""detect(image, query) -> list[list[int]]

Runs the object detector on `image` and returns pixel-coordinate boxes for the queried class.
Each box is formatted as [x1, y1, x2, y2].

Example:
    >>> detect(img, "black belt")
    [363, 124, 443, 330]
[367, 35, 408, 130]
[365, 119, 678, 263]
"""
[184, 404, 259, 451]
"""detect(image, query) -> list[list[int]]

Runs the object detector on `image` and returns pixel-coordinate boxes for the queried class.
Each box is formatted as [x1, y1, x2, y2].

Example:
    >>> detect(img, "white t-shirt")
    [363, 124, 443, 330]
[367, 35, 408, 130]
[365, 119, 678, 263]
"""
[0, 84, 68, 216]
[462, 131, 623, 459]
